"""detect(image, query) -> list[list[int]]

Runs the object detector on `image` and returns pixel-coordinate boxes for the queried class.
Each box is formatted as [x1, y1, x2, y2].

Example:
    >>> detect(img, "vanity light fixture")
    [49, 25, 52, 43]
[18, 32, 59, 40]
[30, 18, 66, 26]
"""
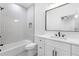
[74, 14, 79, 19]
[61, 12, 79, 20]
[61, 14, 74, 20]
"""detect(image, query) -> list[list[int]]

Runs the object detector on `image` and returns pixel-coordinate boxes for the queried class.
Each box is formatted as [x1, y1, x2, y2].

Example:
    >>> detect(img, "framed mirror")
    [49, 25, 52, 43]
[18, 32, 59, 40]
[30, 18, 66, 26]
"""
[45, 3, 79, 32]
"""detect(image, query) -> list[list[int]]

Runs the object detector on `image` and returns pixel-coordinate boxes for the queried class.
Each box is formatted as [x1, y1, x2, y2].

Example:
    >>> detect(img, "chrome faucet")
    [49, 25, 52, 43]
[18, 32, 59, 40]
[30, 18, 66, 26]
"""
[0, 49, 1, 52]
[55, 32, 66, 38]
[58, 32, 61, 37]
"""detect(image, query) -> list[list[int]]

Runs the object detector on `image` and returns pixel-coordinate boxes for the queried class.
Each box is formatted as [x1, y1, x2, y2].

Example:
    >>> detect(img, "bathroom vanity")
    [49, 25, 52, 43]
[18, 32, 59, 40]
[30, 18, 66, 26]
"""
[40, 3, 79, 56]
[35, 34, 79, 56]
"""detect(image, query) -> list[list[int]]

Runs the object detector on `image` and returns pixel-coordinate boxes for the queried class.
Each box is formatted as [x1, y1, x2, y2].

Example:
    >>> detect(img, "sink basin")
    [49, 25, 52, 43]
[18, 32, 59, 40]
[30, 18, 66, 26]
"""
[40, 34, 67, 40]
[50, 36, 67, 40]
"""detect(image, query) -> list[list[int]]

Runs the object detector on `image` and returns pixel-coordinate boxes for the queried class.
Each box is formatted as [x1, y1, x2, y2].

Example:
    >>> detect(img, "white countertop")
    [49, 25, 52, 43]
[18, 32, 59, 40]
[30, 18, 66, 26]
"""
[36, 34, 79, 45]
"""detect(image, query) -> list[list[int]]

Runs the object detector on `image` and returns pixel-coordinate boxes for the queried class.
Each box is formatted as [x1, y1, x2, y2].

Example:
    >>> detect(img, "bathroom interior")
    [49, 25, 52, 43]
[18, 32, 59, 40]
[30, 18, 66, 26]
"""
[0, 3, 79, 56]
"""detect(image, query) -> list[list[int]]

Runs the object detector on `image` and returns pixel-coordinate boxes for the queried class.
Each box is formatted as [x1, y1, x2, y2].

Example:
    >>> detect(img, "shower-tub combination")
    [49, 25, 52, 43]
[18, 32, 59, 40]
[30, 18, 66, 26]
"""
[0, 40, 37, 56]
[0, 3, 37, 56]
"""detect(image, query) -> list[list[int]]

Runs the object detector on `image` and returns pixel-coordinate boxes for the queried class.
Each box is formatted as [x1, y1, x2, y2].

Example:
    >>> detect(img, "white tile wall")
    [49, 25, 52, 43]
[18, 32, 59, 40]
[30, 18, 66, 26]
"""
[0, 3, 34, 44]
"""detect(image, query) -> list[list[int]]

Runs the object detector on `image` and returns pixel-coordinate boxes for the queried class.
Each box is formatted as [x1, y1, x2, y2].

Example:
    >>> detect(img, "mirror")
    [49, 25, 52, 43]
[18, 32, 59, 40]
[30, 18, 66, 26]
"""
[45, 3, 79, 32]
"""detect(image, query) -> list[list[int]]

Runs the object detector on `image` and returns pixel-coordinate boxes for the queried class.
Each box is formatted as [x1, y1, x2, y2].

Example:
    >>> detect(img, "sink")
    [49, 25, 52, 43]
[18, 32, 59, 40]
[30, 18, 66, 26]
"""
[50, 36, 67, 40]
[40, 34, 67, 40]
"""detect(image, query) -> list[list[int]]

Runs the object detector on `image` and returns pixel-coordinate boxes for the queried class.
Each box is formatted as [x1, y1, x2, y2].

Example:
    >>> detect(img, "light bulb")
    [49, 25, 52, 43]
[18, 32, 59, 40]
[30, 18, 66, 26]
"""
[74, 14, 79, 19]
[14, 19, 19, 22]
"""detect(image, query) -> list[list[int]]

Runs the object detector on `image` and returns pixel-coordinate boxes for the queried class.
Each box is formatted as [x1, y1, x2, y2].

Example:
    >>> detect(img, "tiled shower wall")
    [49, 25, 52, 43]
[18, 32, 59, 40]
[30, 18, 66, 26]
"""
[0, 3, 34, 44]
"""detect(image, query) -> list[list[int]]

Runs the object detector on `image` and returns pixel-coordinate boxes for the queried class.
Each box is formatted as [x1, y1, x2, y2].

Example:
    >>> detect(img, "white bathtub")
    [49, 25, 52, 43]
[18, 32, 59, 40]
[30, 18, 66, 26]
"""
[0, 40, 31, 56]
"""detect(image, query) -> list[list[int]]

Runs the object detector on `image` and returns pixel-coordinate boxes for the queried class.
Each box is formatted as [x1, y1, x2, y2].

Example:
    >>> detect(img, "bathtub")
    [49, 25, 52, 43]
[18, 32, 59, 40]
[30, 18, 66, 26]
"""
[0, 40, 31, 56]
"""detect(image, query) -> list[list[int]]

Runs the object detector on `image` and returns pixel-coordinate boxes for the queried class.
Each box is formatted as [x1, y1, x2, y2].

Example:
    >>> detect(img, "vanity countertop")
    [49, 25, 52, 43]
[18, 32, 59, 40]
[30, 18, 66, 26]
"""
[35, 34, 79, 45]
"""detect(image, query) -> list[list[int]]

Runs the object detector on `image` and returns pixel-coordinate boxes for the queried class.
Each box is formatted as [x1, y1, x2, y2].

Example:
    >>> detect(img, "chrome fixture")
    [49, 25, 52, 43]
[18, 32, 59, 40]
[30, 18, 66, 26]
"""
[0, 44, 3, 46]
[61, 11, 79, 21]
[54, 32, 61, 37]
[55, 32, 66, 38]
[58, 32, 61, 37]
[0, 6, 4, 11]
[61, 14, 75, 20]
[0, 49, 1, 52]
[52, 48, 57, 56]
[0, 35, 3, 46]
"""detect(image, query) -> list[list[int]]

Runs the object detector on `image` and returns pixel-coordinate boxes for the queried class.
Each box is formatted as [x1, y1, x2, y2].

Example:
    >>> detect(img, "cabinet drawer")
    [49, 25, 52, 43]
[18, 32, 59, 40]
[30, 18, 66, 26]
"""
[72, 45, 79, 55]
[38, 38, 44, 43]
[55, 47, 70, 56]
[38, 45, 44, 56]
[45, 39, 70, 50]
[45, 44, 70, 56]
[45, 45, 54, 56]
[35, 37, 44, 44]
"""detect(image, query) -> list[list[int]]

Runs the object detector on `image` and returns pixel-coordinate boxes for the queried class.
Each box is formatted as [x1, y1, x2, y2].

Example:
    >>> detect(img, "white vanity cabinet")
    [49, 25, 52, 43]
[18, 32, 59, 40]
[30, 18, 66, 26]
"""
[45, 44, 55, 56]
[45, 39, 71, 56]
[35, 35, 79, 56]
[45, 45, 70, 56]
[72, 45, 79, 56]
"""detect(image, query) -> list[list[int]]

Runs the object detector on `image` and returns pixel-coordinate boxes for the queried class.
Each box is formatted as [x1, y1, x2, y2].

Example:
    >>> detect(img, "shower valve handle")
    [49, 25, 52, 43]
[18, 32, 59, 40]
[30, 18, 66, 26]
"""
[0, 36, 1, 38]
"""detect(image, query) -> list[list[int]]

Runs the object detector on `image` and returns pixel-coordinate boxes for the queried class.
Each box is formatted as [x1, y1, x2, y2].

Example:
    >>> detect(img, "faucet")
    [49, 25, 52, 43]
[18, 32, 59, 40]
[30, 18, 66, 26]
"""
[55, 32, 66, 38]
[58, 32, 66, 38]
[54, 32, 61, 37]
[58, 32, 61, 37]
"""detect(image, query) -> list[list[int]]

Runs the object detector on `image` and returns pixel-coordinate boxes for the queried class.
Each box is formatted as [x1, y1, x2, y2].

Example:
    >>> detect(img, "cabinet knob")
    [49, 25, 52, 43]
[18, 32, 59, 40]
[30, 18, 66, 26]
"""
[39, 47, 42, 49]
[0, 36, 1, 38]
[55, 51, 57, 56]
[52, 50, 54, 56]
[0, 49, 1, 52]
[40, 40, 42, 41]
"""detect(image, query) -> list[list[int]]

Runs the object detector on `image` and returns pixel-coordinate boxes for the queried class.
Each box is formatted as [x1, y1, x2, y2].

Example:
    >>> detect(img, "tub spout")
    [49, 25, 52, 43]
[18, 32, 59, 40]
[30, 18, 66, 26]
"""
[0, 49, 1, 52]
[0, 44, 4, 46]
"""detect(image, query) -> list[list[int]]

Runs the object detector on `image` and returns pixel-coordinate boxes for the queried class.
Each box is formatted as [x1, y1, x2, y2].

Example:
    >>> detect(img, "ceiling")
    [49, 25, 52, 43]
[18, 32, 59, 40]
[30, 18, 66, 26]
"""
[17, 3, 33, 9]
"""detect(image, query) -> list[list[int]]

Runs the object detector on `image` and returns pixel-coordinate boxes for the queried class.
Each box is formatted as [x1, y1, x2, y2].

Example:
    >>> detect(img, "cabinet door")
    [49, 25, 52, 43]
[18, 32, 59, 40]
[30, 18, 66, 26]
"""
[71, 53, 79, 56]
[72, 45, 79, 56]
[45, 45, 55, 56]
[45, 39, 71, 56]
[55, 47, 70, 56]
[38, 45, 44, 56]
[0, 14, 4, 44]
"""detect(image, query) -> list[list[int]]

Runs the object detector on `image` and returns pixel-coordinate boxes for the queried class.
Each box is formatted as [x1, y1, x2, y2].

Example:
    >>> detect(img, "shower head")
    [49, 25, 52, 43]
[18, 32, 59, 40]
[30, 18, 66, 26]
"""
[0, 6, 4, 11]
